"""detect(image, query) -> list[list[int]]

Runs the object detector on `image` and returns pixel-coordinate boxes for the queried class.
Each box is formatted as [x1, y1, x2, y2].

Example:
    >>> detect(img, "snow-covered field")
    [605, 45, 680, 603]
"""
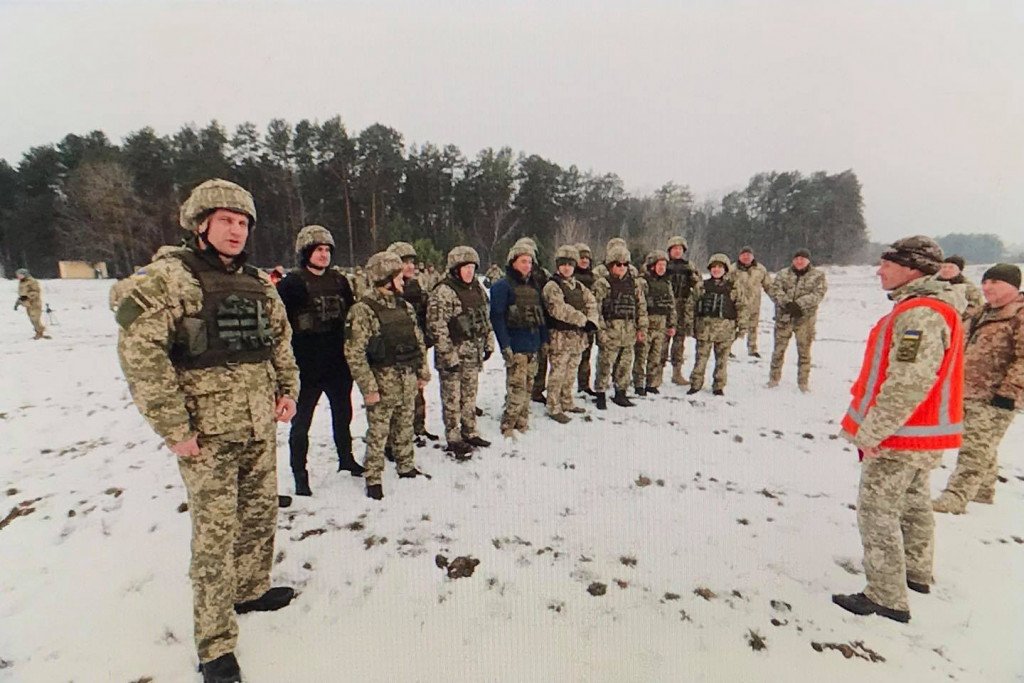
[2, 266, 1022, 683]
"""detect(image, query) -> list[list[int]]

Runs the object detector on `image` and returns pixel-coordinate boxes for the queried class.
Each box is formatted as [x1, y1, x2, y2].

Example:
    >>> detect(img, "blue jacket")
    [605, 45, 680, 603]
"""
[489, 268, 548, 354]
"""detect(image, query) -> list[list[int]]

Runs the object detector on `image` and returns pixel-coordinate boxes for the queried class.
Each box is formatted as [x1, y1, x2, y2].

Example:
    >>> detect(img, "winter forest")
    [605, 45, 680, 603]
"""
[0, 117, 876, 278]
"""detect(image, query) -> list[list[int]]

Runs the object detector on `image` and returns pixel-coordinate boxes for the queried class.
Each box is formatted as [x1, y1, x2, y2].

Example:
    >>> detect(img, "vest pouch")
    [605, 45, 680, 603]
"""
[294, 312, 315, 333]
[174, 317, 208, 359]
[217, 295, 274, 351]
[366, 334, 388, 366]
[697, 292, 725, 318]
[316, 294, 343, 323]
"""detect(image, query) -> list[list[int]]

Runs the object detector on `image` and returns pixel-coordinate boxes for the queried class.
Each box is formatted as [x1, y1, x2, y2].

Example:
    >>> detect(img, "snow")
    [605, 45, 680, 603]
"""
[1, 267, 1022, 683]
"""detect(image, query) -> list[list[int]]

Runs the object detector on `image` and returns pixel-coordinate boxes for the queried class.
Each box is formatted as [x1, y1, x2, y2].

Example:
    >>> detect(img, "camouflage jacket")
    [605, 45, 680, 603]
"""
[950, 278, 984, 321]
[844, 276, 961, 453]
[637, 273, 677, 328]
[542, 275, 598, 330]
[115, 247, 299, 446]
[732, 261, 771, 311]
[427, 276, 495, 369]
[110, 247, 187, 313]
[593, 272, 649, 334]
[344, 287, 431, 396]
[16, 276, 42, 308]
[483, 264, 503, 288]
[964, 292, 1024, 407]
[767, 266, 828, 323]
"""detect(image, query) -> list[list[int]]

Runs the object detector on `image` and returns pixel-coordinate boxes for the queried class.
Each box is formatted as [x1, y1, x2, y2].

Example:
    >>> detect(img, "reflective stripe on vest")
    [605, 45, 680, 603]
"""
[841, 296, 964, 449]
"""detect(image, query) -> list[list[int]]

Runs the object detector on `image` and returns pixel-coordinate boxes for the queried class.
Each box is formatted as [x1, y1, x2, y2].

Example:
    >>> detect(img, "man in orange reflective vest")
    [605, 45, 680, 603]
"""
[833, 236, 965, 623]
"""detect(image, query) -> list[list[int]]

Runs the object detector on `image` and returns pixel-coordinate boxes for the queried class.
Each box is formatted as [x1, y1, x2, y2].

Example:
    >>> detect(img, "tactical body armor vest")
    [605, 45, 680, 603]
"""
[696, 278, 737, 320]
[575, 268, 595, 291]
[603, 274, 637, 321]
[170, 251, 274, 370]
[506, 280, 544, 330]
[362, 298, 422, 370]
[645, 275, 674, 317]
[547, 276, 587, 331]
[400, 276, 432, 348]
[440, 278, 489, 343]
[667, 259, 696, 301]
[289, 268, 348, 335]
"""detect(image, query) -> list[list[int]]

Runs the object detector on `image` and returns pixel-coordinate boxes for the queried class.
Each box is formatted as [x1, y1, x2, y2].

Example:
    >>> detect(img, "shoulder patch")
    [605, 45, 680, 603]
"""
[895, 330, 923, 362]
[115, 297, 145, 329]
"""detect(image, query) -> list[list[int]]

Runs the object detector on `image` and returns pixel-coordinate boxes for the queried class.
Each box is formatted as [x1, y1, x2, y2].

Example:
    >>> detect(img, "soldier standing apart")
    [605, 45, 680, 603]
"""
[936, 255, 984, 321]
[388, 241, 440, 442]
[574, 243, 599, 395]
[767, 248, 828, 391]
[732, 246, 771, 357]
[278, 225, 362, 498]
[592, 244, 648, 409]
[688, 253, 743, 396]
[116, 179, 299, 683]
[345, 251, 431, 500]
[490, 242, 547, 437]
[14, 268, 49, 339]
[664, 236, 700, 385]
[934, 264, 1023, 513]
[428, 246, 495, 457]
[833, 236, 964, 623]
[633, 250, 676, 396]
[542, 244, 598, 423]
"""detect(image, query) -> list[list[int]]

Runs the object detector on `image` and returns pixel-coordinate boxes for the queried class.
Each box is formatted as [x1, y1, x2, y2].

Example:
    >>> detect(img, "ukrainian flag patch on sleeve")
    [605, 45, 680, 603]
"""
[895, 329, 923, 362]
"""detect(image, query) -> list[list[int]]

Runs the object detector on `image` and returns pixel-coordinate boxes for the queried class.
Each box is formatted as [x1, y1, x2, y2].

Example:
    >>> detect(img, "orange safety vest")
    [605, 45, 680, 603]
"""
[841, 296, 964, 450]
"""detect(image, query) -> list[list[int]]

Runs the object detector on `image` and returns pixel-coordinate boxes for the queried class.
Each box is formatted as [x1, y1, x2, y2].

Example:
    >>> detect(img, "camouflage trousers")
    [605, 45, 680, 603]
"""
[25, 303, 45, 336]
[439, 362, 481, 443]
[690, 339, 731, 391]
[941, 399, 1016, 505]
[735, 306, 761, 354]
[595, 321, 636, 393]
[176, 436, 277, 662]
[769, 317, 816, 387]
[363, 368, 418, 486]
[533, 342, 549, 397]
[577, 332, 596, 391]
[414, 387, 426, 434]
[634, 315, 669, 390]
[501, 352, 538, 432]
[664, 302, 694, 367]
[547, 330, 588, 415]
[858, 453, 938, 612]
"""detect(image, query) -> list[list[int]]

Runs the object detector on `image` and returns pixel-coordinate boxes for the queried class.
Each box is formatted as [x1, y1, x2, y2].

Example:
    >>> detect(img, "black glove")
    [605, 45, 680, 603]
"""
[584, 321, 598, 333]
[483, 349, 492, 361]
[991, 395, 1015, 411]
[784, 302, 802, 317]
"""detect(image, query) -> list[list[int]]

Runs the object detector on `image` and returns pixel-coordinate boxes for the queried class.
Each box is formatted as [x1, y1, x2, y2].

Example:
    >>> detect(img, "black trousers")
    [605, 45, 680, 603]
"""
[288, 370, 354, 472]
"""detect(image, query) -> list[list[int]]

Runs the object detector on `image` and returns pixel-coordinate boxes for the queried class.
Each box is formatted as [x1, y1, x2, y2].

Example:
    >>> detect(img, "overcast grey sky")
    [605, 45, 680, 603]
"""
[1, 0, 1021, 244]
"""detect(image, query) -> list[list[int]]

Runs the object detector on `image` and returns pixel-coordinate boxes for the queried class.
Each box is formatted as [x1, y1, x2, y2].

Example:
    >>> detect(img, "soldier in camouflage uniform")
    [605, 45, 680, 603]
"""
[937, 255, 984, 321]
[663, 236, 700, 385]
[483, 262, 503, 288]
[428, 246, 495, 457]
[542, 245, 598, 422]
[833, 236, 964, 623]
[278, 225, 361, 497]
[421, 262, 440, 291]
[633, 250, 676, 395]
[574, 242, 599, 395]
[489, 241, 547, 437]
[732, 246, 772, 357]
[115, 179, 299, 683]
[345, 251, 432, 499]
[387, 241, 440, 443]
[592, 244, 648, 409]
[14, 268, 49, 339]
[934, 264, 1023, 513]
[688, 254, 743, 395]
[767, 249, 828, 391]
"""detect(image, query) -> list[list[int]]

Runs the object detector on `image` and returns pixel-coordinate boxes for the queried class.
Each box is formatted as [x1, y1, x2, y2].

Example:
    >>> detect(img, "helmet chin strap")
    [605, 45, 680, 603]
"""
[196, 219, 235, 261]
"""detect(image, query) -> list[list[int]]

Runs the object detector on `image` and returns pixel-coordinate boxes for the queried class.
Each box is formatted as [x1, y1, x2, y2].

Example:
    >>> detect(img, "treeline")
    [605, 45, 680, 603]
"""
[0, 117, 871, 278]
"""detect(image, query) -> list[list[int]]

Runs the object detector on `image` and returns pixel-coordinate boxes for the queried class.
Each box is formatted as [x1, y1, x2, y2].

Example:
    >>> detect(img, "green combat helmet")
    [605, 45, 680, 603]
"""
[707, 252, 731, 272]
[514, 237, 538, 254]
[507, 241, 534, 265]
[606, 245, 631, 265]
[575, 243, 592, 260]
[15, 268, 29, 278]
[365, 251, 404, 286]
[295, 225, 335, 254]
[387, 241, 417, 261]
[667, 236, 688, 252]
[645, 249, 669, 269]
[447, 245, 480, 270]
[555, 245, 580, 263]
[179, 179, 256, 232]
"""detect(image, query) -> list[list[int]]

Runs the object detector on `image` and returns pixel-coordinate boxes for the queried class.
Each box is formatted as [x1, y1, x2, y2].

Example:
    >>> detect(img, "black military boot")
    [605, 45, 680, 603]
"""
[418, 430, 440, 441]
[578, 384, 597, 397]
[234, 586, 295, 614]
[474, 406, 484, 417]
[635, 387, 647, 397]
[446, 441, 474, 461]
[398, 467, 431, 479]
[612, 390, 635, 408]
[646, 386, 660, 395]
[277, 495, 292, 508]
[200, 652, 241, 683]
[366, 484, 384, 500]
[907, 580, 930, 594]
[465, 435, 491, 448]
[831, 592, 910, 623]
[712, 388, 724, 396]
[595, 392, 607, 410]
[686, 387, 700, 395]
[384, 446, 395, 462]
[294, 471, 312, 497]
[337, 457, 365, 477]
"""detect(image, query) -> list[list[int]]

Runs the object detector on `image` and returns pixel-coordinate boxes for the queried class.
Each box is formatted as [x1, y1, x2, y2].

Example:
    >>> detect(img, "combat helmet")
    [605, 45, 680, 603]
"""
[514, 237, 538, 254]
[667, 236, 688, 252]
[295, 225, 335, 254]
[507, 241, 534, 265]
[555, 244, 580, 264]
[387, 241, 417, 261]
[447, 245, 480, 270]
[707, 252, 731, 272]
[15, 268, 29, 278]
[179, 179, 256, 232]
[605, 245, 631, 265]
[575, 243, 592, 260]
[645, 249, 669, 269]
[365, 251, 404, 286]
